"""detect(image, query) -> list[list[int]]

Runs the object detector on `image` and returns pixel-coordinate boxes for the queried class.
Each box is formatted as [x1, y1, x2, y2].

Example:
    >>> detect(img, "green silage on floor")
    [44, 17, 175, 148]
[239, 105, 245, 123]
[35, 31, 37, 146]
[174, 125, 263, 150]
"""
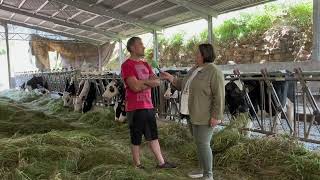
[0, 90, 320, 180]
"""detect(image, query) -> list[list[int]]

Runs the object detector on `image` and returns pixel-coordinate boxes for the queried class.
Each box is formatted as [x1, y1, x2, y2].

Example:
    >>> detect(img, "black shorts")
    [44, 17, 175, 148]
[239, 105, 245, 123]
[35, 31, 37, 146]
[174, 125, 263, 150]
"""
[127, 109, 158, 145]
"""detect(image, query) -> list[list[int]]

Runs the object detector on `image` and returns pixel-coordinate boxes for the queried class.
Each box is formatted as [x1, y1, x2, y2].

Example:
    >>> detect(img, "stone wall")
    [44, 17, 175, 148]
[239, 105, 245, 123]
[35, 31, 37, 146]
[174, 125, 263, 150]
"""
[215, 26, 312, 65]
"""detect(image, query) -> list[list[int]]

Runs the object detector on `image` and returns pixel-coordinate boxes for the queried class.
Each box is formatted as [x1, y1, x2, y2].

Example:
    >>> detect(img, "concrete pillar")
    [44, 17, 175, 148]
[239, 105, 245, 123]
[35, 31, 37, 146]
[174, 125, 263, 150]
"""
[119, 39, 123, 69]
[312, 0, 320, 61]
[207, 15, 213, 44]
[4, 23, 12, 88]
[153, 30, 159, 62]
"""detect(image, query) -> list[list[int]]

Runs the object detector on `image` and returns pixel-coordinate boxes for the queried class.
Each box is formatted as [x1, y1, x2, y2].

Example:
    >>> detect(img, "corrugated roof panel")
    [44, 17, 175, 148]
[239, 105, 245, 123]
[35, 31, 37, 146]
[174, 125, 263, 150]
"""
[130, 1, 176, 18]
[38, 1, 64, 16]
[101, 0, 128, 9]
[0, 9, 13, 19]
[90, 33, 104, 40]
[12, 14, 29, 22]
[193, 0, 221, 7]
[99, 20, 122, 30]
[41, 21, 55, 28]
[71, 12, 96, 24]
[3, 0, 21, 7]
[157, 12, 199, 27]
[21, 0, 48, 11]
[212, 0, 244, 12]
[78, 31, 94, 37]
[25, 17, 43, 25]
[55, 6, 79, 20]
[121, 28, 144, 36]
[65, 28, 82, 34]
[84, 16, 112, 27]
[117, 0, 154, 14]
[144, 6, 188, 22]
[111, 24, 136, 33]
[54, 25, 69, 32]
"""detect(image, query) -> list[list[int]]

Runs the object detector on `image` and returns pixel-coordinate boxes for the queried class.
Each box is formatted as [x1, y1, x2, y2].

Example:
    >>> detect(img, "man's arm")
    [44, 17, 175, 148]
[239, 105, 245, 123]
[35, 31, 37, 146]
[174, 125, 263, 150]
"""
[143, 75, 160, 88]
[125, 76, 150, 93]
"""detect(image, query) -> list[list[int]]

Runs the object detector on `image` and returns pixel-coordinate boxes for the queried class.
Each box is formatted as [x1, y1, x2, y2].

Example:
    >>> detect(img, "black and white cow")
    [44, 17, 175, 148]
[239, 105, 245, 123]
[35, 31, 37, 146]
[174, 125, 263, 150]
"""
[83, 81, 97, 113]
[73, 79, 98, 113]
[225, 72, 295, 133]
[102, 79, 126, 122]
[21, 76, 49, 94]
[62, 77, 76, 107]
[160, 69, 188, 120]
[74, 80, 90, 112]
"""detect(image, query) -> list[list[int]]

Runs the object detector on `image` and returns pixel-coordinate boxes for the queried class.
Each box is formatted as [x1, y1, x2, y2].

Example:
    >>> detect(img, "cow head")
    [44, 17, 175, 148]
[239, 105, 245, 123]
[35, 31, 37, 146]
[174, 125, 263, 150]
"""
[225, 80, 249, 116]
[74, 96, 85, 112]
[62, 92, 73, 107]
[102, 79, 124, 100]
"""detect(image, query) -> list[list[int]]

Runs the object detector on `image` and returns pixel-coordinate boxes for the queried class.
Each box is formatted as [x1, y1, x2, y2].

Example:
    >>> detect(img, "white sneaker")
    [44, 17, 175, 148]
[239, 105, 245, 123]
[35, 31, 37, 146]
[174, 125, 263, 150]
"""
[188, 169, 203, 179]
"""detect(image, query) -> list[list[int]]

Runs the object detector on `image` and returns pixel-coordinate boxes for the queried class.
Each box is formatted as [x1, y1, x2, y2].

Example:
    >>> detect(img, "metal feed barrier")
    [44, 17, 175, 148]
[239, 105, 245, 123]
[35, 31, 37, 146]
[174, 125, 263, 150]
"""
[13, 68, 320, 144]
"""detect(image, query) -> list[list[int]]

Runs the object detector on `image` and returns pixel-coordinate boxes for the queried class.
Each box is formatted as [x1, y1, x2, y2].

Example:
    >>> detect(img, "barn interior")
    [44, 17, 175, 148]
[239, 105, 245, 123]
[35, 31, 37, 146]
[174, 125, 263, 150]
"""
[0, 0, 320, 179]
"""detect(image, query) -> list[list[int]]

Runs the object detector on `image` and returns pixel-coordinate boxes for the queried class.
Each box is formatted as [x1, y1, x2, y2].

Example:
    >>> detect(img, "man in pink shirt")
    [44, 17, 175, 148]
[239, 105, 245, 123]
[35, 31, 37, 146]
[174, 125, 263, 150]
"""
[121, 37, 176, 169]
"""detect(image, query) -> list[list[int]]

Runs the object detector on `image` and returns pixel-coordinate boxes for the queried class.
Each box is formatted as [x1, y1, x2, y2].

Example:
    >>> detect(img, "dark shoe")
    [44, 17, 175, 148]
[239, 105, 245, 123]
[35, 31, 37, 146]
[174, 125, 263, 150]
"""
[156, 161, 177, 169]
[135, 164, 145, 169]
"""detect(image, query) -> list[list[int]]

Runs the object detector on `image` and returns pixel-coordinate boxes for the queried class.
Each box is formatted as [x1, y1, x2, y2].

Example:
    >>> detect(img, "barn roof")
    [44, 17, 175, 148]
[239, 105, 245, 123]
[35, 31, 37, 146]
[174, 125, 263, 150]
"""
[0, 0, 274, 44]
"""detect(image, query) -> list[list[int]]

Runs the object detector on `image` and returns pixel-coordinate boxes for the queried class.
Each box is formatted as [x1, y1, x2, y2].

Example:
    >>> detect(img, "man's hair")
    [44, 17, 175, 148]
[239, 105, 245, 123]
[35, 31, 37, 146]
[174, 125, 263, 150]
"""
[126, 37, 141, 53]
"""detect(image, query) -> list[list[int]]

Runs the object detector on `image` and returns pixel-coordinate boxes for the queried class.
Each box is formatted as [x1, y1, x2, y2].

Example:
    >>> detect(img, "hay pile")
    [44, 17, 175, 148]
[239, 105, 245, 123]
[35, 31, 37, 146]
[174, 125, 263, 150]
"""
[212, 113, 320, 179]
[0, 90, 191, 180]
[0, 90, 319, 179]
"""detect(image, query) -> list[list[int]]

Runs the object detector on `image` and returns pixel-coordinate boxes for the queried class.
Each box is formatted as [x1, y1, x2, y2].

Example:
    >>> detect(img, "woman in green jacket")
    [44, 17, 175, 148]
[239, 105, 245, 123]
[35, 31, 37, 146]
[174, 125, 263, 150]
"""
[161, 44, 225, 180]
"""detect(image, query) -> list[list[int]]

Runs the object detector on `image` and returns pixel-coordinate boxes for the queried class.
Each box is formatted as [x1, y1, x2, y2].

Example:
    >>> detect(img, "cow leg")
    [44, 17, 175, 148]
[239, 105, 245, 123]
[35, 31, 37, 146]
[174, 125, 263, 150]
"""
[114, 102, 119, 121]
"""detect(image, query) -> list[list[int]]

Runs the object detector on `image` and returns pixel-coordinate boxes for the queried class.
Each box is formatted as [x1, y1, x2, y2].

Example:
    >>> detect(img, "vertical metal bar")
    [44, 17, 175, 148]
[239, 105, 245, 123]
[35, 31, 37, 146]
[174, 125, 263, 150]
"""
[303, 90, 307, 138]
[207, 15, 213, 44]
[293, 81, 297, 137]
[4, 23, 12, 88]
[268, 87, 273, 132]
[260, 80, 265, 130]
[312, 0, 320, 61]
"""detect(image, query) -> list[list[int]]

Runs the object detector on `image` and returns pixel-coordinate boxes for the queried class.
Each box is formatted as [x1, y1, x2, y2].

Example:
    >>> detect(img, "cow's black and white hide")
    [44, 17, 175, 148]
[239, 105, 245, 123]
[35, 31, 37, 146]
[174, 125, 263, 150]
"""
[243, 73, 295, 130]
[62, 78, 76, 107]
[26, 76, 48, 90]
[74, 80, 98, 113]
[225, 79, 253, 136]
[164, 83, 180, 120]
[74, 80, 90, 112]
[21, 76, 49, 95]
[163, 70, 187, 120]
[82, 82, 97, 113]
[102, 79, 126, 122]
[225, 72, 295, 134]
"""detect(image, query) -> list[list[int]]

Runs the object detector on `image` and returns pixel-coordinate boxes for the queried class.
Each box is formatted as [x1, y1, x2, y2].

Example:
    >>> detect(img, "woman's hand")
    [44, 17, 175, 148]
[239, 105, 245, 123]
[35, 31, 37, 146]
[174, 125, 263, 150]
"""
[209, 117, 221, 128]
[160, 72, 174, 82]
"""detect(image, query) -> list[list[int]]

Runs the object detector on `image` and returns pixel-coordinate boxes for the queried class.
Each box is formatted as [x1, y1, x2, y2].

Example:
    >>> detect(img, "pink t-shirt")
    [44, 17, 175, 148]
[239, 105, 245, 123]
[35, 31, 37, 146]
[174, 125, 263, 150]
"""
[121, 59, 155, 112]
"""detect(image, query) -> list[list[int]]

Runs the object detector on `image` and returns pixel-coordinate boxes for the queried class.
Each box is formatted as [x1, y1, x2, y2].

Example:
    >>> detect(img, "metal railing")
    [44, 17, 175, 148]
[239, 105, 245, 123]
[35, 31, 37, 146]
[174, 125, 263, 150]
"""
[13, 68, 320, 143]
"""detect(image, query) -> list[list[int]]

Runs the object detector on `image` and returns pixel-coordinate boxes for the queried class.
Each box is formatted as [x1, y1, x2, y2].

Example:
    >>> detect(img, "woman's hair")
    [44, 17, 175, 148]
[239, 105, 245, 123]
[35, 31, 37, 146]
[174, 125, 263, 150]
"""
[198, 43, 216, 63]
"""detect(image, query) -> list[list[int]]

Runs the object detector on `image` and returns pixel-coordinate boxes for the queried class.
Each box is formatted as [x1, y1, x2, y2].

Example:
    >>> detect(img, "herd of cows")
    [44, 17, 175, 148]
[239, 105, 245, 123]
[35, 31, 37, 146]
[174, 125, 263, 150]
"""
[19, 70, 296, 132]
